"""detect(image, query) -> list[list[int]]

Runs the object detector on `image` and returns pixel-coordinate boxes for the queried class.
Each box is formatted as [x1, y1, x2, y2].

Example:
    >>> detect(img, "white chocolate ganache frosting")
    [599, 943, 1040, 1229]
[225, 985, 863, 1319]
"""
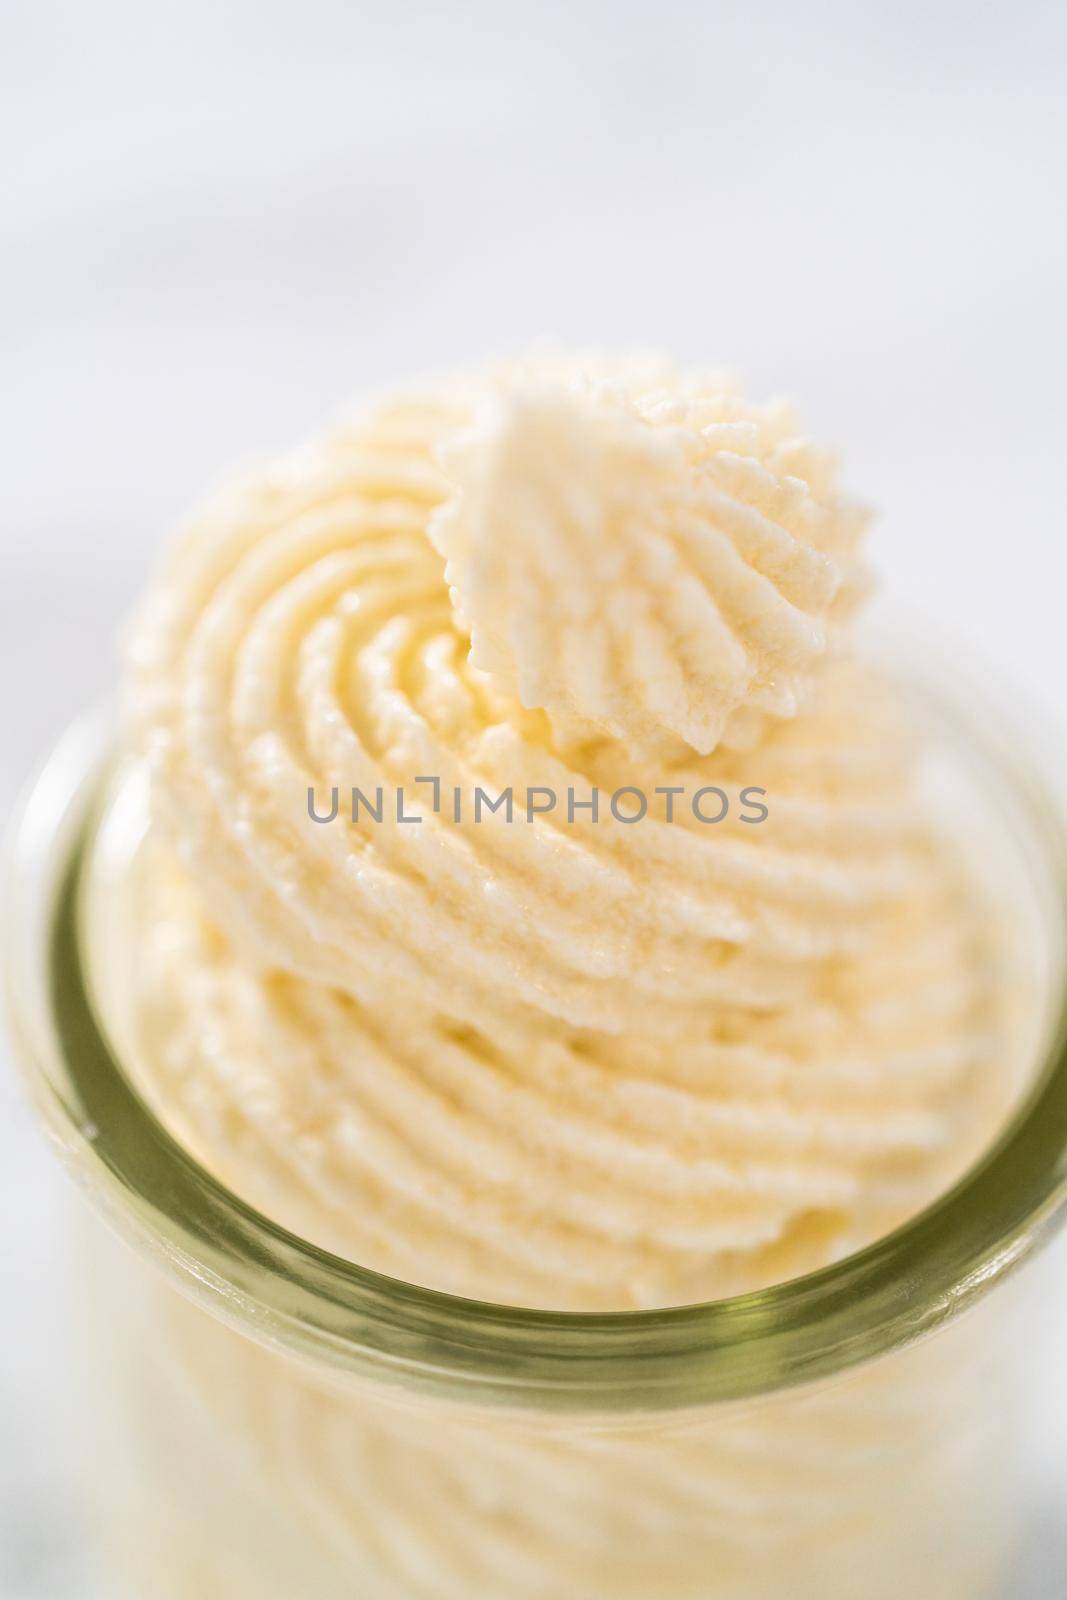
[118, 353, 1024, 1311]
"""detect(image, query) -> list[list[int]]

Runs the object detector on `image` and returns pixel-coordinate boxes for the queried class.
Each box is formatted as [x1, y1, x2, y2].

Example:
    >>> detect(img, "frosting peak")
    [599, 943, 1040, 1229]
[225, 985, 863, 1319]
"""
[432, 372, 868, 755]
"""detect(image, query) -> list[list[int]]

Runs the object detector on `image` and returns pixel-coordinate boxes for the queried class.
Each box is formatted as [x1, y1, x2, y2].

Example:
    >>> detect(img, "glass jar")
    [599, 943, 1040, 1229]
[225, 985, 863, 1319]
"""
[6, 660, 1067, 1600]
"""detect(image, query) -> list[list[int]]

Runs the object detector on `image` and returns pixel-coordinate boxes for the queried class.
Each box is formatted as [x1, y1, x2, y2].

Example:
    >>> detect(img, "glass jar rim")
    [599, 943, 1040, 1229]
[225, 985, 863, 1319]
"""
[7, 667, 1067, 1415]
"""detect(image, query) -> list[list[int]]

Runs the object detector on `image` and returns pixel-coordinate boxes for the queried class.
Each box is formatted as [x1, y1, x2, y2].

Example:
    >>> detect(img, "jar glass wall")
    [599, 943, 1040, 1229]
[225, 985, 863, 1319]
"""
[82, 1215, 1030, 1600]
[6, 660, 1067, 1600]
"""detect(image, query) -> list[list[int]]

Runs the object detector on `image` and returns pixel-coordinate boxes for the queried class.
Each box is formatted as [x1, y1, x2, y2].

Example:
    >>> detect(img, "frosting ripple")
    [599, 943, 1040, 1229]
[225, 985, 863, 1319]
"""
[119, 358, 1018, 1310]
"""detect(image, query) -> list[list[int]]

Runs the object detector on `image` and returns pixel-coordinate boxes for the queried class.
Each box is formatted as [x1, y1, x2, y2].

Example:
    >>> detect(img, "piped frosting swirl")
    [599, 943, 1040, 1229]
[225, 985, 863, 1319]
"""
[432, 370, 867, 755]
[116, 356, 1020, 1310]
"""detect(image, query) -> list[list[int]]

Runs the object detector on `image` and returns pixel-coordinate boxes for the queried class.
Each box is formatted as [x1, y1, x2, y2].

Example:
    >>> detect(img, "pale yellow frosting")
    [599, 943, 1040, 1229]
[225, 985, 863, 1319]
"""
[119, 356, 1022, 1311]
[88, 1224, 1020, 1600]
[431, 367, 867, 754]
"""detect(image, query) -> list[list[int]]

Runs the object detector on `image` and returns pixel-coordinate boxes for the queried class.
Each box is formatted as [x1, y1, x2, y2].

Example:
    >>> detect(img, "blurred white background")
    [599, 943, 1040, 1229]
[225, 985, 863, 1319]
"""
[3, 2, 1067, 1594]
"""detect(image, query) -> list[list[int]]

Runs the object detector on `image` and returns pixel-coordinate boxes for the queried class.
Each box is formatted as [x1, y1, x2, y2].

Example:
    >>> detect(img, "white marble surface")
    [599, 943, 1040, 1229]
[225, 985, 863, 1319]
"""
[3, 3, 1067, 1593]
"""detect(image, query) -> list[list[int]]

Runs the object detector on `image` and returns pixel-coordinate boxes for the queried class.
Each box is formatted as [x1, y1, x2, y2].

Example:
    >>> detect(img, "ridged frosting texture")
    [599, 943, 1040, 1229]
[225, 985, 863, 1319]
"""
[120, 356, 1022, 1311]
[92, 1243, 1017, 1600]
[431, 373, 868, 755]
